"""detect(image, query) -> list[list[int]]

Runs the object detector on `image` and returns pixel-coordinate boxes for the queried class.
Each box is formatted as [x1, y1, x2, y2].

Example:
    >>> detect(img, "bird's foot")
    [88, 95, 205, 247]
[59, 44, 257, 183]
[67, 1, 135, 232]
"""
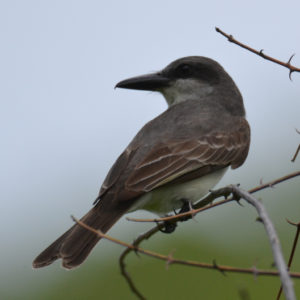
[176, 199, 193, 221]
[159, 221, 177, 234]
[159, 199, 193, 234]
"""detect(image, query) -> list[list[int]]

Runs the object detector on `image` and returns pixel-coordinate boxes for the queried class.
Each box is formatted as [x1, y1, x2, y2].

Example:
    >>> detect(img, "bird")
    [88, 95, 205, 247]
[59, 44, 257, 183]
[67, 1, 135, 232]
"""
[33, 56, 250, 269]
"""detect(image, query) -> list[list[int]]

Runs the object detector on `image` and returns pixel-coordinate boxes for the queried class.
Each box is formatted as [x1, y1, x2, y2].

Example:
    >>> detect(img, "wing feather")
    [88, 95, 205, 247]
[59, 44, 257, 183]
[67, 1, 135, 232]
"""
[126, 120, 250, 191]
[99, 117, 250, 199]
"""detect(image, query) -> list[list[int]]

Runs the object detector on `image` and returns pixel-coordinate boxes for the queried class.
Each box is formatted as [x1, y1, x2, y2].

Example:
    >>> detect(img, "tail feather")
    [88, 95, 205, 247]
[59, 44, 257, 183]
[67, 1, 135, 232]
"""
[32, 202, 129, 269]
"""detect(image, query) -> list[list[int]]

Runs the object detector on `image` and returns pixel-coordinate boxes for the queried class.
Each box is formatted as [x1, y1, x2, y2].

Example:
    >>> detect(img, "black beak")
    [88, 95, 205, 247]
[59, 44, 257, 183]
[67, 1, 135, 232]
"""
[115, 72, 170, 91]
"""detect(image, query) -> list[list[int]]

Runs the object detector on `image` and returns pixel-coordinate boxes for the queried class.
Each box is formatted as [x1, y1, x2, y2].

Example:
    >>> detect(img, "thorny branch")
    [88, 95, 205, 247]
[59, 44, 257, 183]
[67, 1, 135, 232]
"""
[119, 226, 161, 300]
[72, 171, 300, 300]
[277, 220, 300, 300]
[291, 129, 300, 162]
[215, 27, 300, 80]
[123, 171, 300, 299]
[127, 171, 300, 224]
[72, 214, 300, 298]
[292, 145, 300, 162]
[216, 27, 300, 164]
[230, 185, 295, 300]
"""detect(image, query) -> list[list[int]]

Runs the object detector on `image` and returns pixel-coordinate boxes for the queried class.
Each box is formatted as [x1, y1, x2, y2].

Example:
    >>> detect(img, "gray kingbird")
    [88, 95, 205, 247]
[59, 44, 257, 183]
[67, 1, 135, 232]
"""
[33, 56, 250, 269]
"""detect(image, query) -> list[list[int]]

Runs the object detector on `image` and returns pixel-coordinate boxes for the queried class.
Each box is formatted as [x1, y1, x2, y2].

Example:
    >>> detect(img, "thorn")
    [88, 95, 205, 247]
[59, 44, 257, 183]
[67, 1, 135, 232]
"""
[259, 49, 266, 58]
[287, 53, 295, 65]
[289, 69, 294, 81]
[256, 217, 263, 223]
[295, 128, 300, 135]
[259, 178, 263, 185]
[286, 218, 300, 227]
[213, 259, 226, 276]
[287, 54, 296, 81]
[165, 250, 175, 270]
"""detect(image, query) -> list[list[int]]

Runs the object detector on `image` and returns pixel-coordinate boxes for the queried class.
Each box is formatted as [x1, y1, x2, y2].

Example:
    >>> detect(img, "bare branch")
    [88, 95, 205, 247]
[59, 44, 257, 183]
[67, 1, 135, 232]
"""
[277, 220, 300, 300]
[248, 171, 300, 193]
[71, 216, 300, 300]
[231, 185, 296, 300]
[119, 225, 161, 299]
[71, 170, 300, 299]
[127, 171, 300, 224]
[126, 191, 231, 224]
[291, 145, 300, 162]
[215, 27, 300, 79]
[291, 129, 300, 162]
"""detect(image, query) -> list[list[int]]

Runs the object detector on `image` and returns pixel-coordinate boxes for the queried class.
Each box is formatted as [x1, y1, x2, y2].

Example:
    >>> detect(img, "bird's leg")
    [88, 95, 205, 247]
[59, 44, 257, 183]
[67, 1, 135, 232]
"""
[178, 198, 192, 213]
[159, 199, 193, 234]
[177, 198, 193, 221]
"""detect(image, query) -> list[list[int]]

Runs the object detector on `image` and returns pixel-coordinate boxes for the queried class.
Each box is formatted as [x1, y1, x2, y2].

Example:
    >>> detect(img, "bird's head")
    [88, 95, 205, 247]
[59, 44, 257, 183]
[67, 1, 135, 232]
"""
[116, 56, 232, 106]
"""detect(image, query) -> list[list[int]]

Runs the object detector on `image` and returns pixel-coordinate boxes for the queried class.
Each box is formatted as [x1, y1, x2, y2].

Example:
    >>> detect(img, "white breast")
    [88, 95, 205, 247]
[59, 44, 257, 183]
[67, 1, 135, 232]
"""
[129, 167, 228, 216]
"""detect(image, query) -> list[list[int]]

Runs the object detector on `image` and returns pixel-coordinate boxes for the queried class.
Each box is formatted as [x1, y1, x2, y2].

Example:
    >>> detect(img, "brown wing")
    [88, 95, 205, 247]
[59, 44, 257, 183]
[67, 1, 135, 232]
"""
[125, 118, 250, 192]
[98, 118, 250, 200]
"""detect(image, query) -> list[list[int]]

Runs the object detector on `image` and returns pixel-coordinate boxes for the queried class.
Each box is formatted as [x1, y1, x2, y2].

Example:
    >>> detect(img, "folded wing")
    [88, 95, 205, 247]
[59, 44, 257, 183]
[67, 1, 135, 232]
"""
[99, 118, 250, 200]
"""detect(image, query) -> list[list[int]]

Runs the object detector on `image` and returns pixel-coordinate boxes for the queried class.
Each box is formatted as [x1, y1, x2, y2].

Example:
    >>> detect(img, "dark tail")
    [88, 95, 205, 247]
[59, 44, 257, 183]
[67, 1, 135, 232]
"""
[32, 201, 129, 269]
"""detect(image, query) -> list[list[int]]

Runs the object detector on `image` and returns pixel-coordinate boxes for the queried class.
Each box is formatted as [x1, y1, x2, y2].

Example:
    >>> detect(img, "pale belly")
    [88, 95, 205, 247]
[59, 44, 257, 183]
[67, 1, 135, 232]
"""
[129, 167, 228, 216]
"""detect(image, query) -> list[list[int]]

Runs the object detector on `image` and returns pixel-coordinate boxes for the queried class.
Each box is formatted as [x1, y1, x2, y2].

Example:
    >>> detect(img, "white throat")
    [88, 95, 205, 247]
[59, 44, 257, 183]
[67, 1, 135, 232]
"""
[161, 78, 214, 107]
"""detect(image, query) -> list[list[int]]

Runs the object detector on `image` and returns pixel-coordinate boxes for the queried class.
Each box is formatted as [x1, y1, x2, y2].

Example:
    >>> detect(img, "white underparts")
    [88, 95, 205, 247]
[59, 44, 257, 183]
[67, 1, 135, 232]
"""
[129, 167, 228, 216]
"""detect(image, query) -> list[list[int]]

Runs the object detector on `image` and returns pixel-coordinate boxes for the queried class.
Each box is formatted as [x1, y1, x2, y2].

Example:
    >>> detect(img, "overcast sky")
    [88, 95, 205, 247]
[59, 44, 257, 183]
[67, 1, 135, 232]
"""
[1, 0, 300, 296]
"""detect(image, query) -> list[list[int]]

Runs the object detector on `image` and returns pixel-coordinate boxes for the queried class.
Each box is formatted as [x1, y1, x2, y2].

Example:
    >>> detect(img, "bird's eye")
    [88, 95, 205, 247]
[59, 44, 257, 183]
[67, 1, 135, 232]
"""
[176, 64, 192, 78]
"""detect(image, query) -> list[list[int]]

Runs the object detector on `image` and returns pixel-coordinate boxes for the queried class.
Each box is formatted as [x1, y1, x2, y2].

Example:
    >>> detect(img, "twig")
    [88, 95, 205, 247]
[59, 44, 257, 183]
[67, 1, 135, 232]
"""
[247, 171, 300, 194]
[291, 145, 300, 162]
[215, 27, 300, 80]
[119, 225, 161, 300]
[291, 129, 300, 162]
[127, 194, 230, 223]
[231, 185, 296, 300]
[71, 216, 300, 300]
[73, 170, 300, 299]
[124, 170, 300, 299]
[127, 171, 300, 224]
[276, 220, 300, 300]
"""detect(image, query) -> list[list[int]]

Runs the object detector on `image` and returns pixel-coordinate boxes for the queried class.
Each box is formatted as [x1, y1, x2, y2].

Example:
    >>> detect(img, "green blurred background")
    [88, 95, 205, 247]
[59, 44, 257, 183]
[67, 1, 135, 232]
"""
[1, 1, 300, 299]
